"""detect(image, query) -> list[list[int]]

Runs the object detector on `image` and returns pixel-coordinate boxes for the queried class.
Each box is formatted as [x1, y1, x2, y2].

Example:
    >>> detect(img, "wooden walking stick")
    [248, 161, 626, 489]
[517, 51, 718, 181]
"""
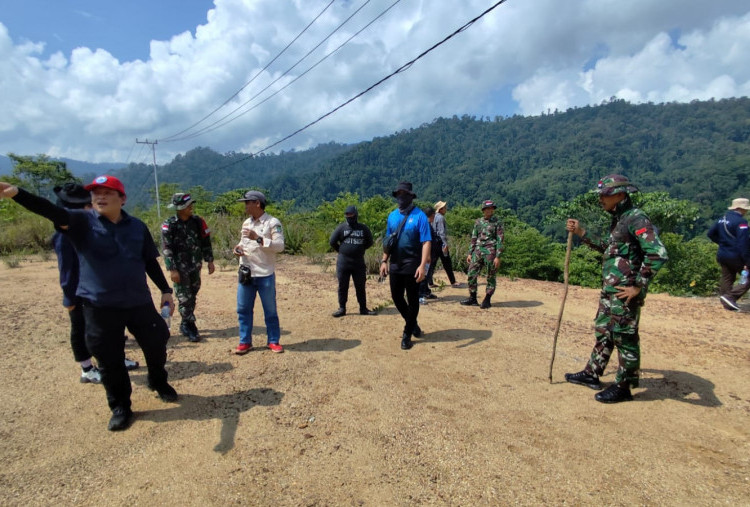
[549, 230, 574, 383]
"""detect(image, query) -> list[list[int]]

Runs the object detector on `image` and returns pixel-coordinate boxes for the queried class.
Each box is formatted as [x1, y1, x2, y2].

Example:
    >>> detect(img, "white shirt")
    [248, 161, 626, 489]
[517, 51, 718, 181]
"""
[237, 212, 285, 277]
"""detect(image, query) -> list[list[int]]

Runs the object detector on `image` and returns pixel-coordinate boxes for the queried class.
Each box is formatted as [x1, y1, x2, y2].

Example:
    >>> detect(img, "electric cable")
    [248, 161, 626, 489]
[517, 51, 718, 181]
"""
[162, 0, 380, 144]
[166, 0, 401, 143]
[212, 0, 510, 171]
[159, 0, 336, 142]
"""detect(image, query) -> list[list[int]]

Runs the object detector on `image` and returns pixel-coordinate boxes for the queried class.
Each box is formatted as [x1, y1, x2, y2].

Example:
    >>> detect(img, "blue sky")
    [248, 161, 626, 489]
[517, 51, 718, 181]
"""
[1, 0, 749, 164]
[2, 0, 213, 62]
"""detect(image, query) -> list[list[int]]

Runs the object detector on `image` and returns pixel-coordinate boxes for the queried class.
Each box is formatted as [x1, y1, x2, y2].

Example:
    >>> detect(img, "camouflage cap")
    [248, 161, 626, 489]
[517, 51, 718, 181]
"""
[168, 192, 194, 210]
[596, 174, 639, 196]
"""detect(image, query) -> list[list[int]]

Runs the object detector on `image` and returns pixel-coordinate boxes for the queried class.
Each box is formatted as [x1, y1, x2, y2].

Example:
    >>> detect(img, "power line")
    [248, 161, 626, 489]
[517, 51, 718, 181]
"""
[162, 0, 381, 144]
[166, 0, 402, 143]
[213, 0, 511, 172]
[159, 0, 336, 142]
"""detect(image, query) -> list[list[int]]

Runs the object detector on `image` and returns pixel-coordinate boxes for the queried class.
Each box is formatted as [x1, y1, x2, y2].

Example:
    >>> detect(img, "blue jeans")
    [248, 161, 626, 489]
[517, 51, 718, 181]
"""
[237, 273, 280, 346]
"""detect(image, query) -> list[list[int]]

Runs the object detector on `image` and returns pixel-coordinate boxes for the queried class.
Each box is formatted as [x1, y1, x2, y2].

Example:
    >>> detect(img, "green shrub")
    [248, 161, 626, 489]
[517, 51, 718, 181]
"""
[650, 233, 719, 296]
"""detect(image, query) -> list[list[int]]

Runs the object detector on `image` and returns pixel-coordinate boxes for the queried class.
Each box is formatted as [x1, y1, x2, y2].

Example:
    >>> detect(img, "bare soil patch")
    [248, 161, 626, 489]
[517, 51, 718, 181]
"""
[1, 255, 748, 505]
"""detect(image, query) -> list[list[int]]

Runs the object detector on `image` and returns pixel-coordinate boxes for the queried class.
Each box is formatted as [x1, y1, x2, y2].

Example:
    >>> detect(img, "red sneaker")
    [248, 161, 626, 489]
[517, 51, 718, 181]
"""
[267, 343, 284, 353]
[234, 343, 252, 355]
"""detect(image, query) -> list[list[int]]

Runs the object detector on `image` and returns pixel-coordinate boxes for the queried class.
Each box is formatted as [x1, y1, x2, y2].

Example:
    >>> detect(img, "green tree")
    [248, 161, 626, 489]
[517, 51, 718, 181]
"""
[8, 153, 78, 199]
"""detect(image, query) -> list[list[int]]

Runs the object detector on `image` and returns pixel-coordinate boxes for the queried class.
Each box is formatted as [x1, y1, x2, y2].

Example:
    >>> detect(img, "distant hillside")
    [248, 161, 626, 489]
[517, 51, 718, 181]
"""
[0, 154, 124, 180]
[118, 142, 355, 207]
[266, 97, 750, 233]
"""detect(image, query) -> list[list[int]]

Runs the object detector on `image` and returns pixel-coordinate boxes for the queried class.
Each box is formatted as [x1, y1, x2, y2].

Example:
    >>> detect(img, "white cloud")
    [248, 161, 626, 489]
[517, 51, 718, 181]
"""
[0, 0, 748, 163]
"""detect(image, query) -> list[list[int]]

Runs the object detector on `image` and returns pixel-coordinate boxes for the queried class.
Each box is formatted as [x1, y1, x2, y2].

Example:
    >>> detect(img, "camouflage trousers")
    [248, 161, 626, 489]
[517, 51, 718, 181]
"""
[467, 252, 498, 297]
[586, 291, 642, 387]
[174, 270, 202, 323]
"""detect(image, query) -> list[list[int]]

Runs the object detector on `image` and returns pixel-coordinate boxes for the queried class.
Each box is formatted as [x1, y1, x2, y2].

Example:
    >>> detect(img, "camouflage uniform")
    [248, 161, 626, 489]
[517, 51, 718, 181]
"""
[162, 214, 213, 324]
[579, 184, 668, 388]
[467, 214, 504, 297]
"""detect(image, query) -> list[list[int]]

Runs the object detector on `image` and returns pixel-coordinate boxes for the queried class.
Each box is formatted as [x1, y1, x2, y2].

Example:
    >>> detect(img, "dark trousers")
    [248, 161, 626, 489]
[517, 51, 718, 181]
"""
[719, 259, 750, 300]
[389, 271, 420, 337]
[83, 301, 169, 412]
[68, 302, 92, 362]
[337, 259, 367, 310]
[436, 248, 456, 285]
[419, 255, 438, 297]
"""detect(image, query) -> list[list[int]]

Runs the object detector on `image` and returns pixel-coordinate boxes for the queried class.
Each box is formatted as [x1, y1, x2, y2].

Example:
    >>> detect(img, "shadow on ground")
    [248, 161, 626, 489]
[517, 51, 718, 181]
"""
[637, 368, 722, 407]
[416, 328, 492, 348]
[138, 388, 284, 454]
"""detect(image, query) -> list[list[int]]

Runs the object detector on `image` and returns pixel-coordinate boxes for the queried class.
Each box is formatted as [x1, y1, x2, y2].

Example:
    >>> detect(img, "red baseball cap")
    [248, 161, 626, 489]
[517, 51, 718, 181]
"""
[84, 175, 126, 196]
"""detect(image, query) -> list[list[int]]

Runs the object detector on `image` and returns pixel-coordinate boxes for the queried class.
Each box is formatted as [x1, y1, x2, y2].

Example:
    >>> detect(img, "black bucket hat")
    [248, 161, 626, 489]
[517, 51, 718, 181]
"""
[54, 183, 91, 209]
[392, 181, 416, 198]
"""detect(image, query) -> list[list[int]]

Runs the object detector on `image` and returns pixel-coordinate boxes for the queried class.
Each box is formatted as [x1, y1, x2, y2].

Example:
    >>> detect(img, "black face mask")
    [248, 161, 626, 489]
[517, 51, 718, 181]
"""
[346, 217, 357, 226]
[396, 194, 414, 210]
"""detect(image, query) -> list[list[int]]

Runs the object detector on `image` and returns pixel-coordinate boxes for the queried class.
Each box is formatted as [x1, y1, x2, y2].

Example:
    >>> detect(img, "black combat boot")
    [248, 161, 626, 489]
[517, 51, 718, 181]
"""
[401, 333, 413, 350]
[480, 295, 492, 309]
[594, 383, 633, 403]
[187, 321, 201, 342]
[460, 294, 479, 306]
[564, 370, 602, 390]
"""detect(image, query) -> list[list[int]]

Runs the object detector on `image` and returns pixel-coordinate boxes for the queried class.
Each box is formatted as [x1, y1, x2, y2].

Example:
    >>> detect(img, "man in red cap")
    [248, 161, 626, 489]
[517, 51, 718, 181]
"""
[0, 175, 177, 431]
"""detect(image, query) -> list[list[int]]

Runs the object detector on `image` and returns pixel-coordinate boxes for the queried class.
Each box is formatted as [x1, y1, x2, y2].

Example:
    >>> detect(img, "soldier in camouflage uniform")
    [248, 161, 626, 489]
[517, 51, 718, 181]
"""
[460, 200, 504, 309]
[564, 174, 668, 403]
[162, 193, 215, 342]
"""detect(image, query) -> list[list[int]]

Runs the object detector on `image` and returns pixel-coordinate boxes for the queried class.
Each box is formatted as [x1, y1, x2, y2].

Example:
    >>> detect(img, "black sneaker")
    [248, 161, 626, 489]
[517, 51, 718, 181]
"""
[412, 325, 422, 338]
[720, 295, 740, 311]
[594, 384, 633, 403]
[108, 407, 134, 431]
[332, 308, 346, 318]
[564, 370, 602, 390]
[359, 308, 377, 315]
[148, 382, 178, 402]
[425, 293, 438, 300]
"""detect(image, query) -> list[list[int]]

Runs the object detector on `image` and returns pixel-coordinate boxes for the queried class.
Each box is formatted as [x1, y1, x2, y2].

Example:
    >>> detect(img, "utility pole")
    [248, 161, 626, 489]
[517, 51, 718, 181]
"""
[136, 138, 161, 220]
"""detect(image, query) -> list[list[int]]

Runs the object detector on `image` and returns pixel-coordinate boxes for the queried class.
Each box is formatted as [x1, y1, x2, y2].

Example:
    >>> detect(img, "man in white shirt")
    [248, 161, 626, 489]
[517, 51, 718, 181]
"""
[232, 190, 285, 355]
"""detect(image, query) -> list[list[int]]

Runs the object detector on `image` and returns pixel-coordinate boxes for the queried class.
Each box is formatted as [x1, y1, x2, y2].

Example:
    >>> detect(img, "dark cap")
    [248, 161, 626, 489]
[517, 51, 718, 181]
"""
[237, 190, 267, 205]
[168, 192, 194, 210]
[481, 199, 497, 210]
[54, 182, 91, 209]
[344, 205, 358, 216]
[392, 181, 416, 198]
[596, 174, 639, 196]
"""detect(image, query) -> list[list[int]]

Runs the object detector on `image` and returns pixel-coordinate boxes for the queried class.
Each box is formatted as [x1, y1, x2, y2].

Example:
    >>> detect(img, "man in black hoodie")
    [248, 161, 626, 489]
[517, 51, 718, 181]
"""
[329, 205, 377, 317]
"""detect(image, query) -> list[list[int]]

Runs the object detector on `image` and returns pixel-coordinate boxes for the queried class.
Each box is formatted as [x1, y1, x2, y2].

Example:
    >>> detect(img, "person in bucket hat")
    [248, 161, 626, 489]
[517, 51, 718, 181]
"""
[379, 181, 432, 350]
[461, 199, 504, 309]
[564, 174, 668, 404]
[432, 200, 459, 287]
[0, 176, 177, 431]
[162, 193, 215, 342]
[708, 197, 750, 311]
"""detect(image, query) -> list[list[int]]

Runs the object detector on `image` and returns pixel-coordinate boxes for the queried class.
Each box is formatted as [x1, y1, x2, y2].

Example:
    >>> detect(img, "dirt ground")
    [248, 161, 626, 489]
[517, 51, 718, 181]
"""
[0, 254, 748, 506]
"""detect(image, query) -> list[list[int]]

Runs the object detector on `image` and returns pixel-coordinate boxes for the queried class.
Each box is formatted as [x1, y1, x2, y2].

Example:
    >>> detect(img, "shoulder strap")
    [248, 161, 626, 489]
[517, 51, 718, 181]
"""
[723, 214, 736, 239]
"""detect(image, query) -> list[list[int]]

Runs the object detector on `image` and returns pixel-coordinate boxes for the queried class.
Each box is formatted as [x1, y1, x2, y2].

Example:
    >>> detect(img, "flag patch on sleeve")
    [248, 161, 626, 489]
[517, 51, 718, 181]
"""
[635, 227, 648, 236]
[740, 224, 748, 230]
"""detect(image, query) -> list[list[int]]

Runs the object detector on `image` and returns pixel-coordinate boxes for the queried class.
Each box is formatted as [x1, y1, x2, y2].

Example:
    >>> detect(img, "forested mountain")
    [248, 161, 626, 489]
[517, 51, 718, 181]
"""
[119, 142, 354, 205]
[120, 97, 750, 234]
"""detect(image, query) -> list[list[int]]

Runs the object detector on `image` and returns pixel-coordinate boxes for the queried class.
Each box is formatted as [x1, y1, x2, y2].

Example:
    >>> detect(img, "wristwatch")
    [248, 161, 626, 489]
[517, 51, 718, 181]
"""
[256, 237, 263, 245]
